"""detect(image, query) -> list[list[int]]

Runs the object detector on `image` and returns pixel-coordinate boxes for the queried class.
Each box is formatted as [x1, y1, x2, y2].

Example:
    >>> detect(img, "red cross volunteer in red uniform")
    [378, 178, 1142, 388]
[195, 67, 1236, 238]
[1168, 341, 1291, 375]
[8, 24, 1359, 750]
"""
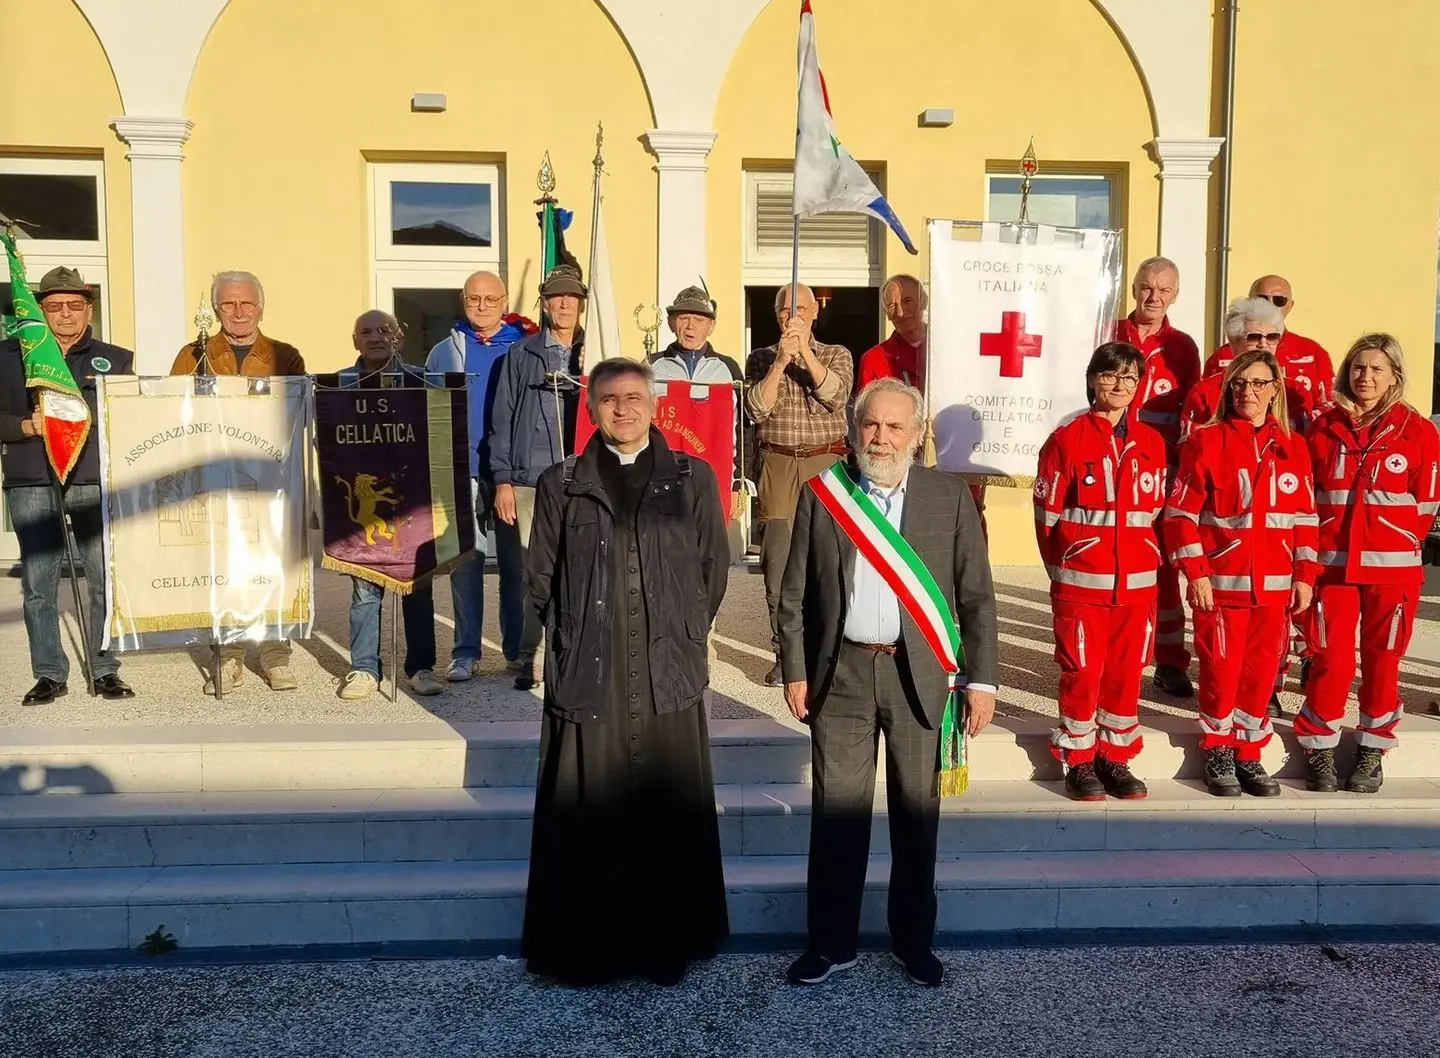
[1113, 256, 1201, 699]
[1294, 334, 1440, 795]
[1034, 343, 1168, 801]
[1163, 349, 1318, 798]
[1184, 298, 1313, 440]
[1202, 274, 1334, 409]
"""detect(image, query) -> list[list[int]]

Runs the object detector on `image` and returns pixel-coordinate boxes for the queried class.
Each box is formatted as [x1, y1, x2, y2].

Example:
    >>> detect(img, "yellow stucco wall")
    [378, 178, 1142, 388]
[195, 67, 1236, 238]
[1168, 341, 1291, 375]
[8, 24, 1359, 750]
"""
[1227, 0, 1440, 411]
[710, 0, 1160, 564]
[183, 0, 656, 372]
[0, 0, 133, 348]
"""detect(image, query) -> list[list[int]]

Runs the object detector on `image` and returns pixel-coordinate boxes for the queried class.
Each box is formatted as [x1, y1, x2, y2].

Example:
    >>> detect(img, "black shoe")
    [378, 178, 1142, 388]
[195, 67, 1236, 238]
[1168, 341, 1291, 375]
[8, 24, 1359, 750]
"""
[95, 674, 135, 700]
[1267, 693, 1284, 719]
[1152, 664, 1194, 698]
[1205, 747, 1242, 797]
[513, 670, 538, 691]
[21, 677, 67, 706]
[1297, 656, 1313, 692]
[1347, 747, 1385, 794]
[1094, 757, 1149, 799]
[891, 948, 944, 987]
[646, 960, 687, 987]
[1235, 757, 1281, 797]
[1305, 748, 1339, 793]
[1064, 761, 1107, 801]
[764, 661, 783, 687]
[786, 950, 857, 985]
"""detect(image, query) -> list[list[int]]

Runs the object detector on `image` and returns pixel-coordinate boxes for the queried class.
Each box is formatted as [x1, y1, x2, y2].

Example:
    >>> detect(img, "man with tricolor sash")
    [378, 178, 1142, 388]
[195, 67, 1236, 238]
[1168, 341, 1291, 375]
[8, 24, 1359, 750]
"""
[778, 377, 998, 988]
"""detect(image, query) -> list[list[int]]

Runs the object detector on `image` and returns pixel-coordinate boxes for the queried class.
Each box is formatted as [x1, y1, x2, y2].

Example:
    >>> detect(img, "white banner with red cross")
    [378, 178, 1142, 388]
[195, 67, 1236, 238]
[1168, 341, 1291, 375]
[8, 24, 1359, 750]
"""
[926, 220, 1123, 481]
[575, 378, 737, 511]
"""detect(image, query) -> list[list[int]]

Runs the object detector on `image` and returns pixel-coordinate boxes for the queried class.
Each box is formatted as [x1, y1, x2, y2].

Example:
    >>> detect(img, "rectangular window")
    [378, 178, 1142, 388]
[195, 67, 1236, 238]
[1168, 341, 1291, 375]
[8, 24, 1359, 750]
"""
[0, 172, 100, 241]
[984, 171, 1118, 230]
[370, 162, 504, 268]
[743, 169, 882, 287]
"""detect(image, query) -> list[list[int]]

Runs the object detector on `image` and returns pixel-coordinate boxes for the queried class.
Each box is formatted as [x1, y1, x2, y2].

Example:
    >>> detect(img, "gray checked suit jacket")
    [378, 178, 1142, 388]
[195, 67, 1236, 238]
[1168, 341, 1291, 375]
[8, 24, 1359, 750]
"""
[776, 463, 999, 726]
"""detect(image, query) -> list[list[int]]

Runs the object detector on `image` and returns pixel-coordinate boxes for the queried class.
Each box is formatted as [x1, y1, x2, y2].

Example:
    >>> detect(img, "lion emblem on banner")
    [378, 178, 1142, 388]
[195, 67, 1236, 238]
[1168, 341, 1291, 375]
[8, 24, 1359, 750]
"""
[335, 472, 399, 545]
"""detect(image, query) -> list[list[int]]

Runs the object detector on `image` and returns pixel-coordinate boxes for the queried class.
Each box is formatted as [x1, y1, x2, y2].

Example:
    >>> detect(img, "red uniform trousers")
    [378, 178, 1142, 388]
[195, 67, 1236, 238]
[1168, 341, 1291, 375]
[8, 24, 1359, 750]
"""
[1294, 583, 1417, 751]
[1050, 598, 1154, 765]
[1154, 560, 1190, 669]
[1192, 604, 1288, 758]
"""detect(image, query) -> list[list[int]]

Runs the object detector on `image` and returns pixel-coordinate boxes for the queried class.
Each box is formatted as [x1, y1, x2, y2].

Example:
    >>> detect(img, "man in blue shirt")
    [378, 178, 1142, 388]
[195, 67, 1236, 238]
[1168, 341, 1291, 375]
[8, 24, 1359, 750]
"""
[426, 271, 536, 681]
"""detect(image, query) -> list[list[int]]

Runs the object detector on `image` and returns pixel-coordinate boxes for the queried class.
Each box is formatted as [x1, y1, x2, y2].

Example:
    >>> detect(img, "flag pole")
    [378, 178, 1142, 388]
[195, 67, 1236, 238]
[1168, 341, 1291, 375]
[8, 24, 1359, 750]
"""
[584, 123, 604, 353]
[49, 464, 95, 698]
[789, 216, 800, 322]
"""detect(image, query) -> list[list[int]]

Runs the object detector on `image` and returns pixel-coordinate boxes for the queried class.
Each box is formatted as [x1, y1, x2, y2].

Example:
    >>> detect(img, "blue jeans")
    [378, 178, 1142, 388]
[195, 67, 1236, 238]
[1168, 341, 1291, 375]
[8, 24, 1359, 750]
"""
[450, 477, 524, 663]
[9, 484, 118, 683]
[349, 576, 436, 679]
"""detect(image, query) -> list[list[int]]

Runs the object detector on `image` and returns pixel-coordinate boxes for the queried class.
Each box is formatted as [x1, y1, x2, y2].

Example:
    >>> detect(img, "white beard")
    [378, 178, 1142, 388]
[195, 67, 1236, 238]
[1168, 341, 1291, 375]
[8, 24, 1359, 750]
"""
[856, 445, 914, 488]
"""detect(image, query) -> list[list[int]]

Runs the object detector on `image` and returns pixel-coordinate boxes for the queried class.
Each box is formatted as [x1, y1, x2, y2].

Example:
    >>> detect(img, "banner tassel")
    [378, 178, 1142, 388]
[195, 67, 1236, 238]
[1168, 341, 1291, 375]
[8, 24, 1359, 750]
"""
[934, 684, 969, 798]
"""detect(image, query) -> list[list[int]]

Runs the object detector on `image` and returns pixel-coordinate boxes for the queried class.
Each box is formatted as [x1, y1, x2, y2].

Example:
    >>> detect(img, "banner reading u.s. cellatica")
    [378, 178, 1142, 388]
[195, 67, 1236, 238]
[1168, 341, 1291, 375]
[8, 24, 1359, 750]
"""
[927, 220, 1122, 481]
[575, 378, 736, 503]
[97, 375, 314, 650]
[312, 373, 475, 594]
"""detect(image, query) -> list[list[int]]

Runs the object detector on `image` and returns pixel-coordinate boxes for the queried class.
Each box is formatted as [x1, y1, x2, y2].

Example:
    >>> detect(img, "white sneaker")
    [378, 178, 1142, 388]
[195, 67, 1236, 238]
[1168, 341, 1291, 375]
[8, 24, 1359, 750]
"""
[409, 669, 446, 696]
[338, 670, 378, 700]
[446, 658, 478, 682]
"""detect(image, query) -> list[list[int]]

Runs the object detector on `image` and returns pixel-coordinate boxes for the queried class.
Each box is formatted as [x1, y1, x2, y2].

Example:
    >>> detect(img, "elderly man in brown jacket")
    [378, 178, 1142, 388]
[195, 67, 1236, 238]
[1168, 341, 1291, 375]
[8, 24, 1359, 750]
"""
[170, 270, 305, 694]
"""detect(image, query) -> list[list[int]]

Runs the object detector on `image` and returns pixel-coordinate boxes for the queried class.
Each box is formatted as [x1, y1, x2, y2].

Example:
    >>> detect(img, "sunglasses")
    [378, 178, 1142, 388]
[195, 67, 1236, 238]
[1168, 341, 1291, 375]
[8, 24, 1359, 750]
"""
[1258, 294, 1291, 308]
[1244, 332, 1284, 345]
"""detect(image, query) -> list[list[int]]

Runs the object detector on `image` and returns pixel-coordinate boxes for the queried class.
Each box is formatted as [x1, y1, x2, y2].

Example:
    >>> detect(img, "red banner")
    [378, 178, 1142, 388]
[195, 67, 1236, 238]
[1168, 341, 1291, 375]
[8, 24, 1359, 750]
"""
[576, 379, 736, 508]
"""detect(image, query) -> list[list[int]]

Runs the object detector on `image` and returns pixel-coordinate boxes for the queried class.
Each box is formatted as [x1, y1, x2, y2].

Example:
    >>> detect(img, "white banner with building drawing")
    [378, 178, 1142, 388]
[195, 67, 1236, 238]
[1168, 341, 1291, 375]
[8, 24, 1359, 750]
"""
[96, 375, 314, 650]
[926, 220, 1123, 482]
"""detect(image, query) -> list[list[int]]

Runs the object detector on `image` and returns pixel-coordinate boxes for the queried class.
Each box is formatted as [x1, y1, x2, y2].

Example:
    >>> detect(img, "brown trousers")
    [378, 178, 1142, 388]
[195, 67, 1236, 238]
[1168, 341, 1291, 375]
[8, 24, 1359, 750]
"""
[758, 449, 838, 651]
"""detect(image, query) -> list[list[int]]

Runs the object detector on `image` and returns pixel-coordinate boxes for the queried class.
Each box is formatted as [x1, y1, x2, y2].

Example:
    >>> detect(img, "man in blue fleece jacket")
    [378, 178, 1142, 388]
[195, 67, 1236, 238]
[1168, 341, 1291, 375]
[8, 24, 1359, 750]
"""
[426, 271, 537, 681]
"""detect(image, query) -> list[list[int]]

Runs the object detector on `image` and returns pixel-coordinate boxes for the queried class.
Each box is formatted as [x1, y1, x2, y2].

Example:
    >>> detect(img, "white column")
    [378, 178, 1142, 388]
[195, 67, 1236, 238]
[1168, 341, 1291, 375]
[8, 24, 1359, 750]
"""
[642, 129, 717, 343]
[1150, 137, 1225, 343]
[111, 116, 194, 375]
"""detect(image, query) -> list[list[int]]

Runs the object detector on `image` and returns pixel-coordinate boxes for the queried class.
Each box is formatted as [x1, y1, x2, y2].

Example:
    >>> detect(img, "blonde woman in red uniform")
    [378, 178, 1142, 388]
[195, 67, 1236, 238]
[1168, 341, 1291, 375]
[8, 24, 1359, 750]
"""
[1162, 349, 1318, 796]
[1035, 343, 1168, 800]
[1296, 334, 1440, 793]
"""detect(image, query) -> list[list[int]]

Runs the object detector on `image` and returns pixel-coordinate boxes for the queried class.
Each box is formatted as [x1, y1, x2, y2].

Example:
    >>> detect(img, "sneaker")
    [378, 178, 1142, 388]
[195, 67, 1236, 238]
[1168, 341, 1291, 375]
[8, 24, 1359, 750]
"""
[1305, 748, 1339, 793]
[1094, 757, 1148, 799]
[1267, 693, 1284, 719]
[1205, 747, 1242, 797]
[409, 669, 446, 696]
[338, 670, 378, 701]
[1064, 761, 1106, 801]
[786, 950, 857, 985]
[1152, 664, 1195, 698]
[1347, 747, 1385, 794]
[1235, 757, 1281, 797]
[446, 658, 478, 682]
[264, 665, 299, 692]
[203, 658, 244, 695]
[891, 949, 944, 987]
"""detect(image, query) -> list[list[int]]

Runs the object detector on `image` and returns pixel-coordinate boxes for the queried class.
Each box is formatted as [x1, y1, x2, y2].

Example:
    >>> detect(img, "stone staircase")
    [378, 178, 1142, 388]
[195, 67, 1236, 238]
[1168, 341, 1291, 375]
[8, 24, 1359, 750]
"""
[3, 714, 1440, 955]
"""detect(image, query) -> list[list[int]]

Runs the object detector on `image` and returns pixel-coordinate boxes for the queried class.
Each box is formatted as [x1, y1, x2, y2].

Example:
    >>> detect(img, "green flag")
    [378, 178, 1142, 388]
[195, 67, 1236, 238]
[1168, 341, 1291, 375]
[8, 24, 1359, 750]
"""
[2, 230, 91, 482]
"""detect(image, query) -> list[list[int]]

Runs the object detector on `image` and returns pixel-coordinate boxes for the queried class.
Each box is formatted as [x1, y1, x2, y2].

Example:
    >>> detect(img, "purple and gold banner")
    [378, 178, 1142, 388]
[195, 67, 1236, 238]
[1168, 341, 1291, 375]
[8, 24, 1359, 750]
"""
[314, 372, 474, 594]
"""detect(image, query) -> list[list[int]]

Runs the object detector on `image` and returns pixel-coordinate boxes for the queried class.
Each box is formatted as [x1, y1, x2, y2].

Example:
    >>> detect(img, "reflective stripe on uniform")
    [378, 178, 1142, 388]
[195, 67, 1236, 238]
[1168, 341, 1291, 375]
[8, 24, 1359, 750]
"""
[1163, 506, 1198, 524]
[1036, 508, 1061, 527]
[1102, 458, 1116, 503]
[1316, 489, 1351, 505]
[1125, 510, 1156, 527]
[1127, 570, 1158, 589]
[1361, 550, 1420, 568]
[1295, 704, 1341, 750]
[1054, 569, 1117, 589]
[1198, 713, 1234, 736]
[1232, 711, 1275, 742]
[1202, 512, 1252, 529]
[1364, 490, 1416, 506]
[1061, 508, 1116, 526]
[1211, 574, 1252, 591]
[1294, 513, 1319, 527]
[1319, 549, 1348, 566]
[1264, 512, 1297, 529]
[1420, 501, 1440, 516]
[1238, 468, 1253, 508]
[1295, 546, 1318, 562]
[1169, 543, 1204, 561]
[1262, 574, 1292, 592]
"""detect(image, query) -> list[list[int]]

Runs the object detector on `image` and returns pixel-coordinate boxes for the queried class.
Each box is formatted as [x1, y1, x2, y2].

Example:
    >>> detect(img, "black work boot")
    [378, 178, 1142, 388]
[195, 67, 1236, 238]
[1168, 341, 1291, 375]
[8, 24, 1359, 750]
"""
[764, 659, 783, 687]
[1347, 747, 1385, 794]
[1064, 761, 1106, 801]
[1152, 664, 1195, 698]
[1094, 756, 1148, 799]
[1205, 747, 1242, 797]
[1305, 748, 1339, 793]
[1235, 756, 1281, 797]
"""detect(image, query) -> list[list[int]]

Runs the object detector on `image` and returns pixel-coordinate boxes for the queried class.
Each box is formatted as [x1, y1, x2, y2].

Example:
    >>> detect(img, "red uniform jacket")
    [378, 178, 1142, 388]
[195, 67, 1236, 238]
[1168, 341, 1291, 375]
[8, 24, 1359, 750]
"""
[1307, 403, 1440, 586]
[1113, 314, 1200, 452]
[1033, 411, 1169, 605]
[1204, 331, 1334, 406]
[1162, 417, 1319, 607]
[857, 333, 924, 392]
[1180, 371, 1311, 441]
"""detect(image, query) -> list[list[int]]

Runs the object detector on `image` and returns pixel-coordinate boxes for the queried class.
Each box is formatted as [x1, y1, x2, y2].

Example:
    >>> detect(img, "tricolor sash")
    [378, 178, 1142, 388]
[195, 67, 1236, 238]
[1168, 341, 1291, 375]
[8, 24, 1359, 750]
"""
[809, 461, 970, 796]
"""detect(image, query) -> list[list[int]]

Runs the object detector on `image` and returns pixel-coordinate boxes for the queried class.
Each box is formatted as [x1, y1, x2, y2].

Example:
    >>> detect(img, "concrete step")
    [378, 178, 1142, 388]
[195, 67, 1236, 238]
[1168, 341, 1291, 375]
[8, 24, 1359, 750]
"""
[5, 780, 1440, 871]
[4, 848, 1439, 955]
[5, 714, 1440, 796]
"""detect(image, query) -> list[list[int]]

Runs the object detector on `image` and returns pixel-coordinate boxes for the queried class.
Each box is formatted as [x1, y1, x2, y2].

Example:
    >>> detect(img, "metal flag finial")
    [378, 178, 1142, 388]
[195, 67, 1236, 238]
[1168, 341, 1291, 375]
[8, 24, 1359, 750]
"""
[592, 122, 605, 174]
[633, 303, 660, 358]
[193, 282, 216, 344]
[536, 152, 556, 201]
[1017, 138, 1039, 225]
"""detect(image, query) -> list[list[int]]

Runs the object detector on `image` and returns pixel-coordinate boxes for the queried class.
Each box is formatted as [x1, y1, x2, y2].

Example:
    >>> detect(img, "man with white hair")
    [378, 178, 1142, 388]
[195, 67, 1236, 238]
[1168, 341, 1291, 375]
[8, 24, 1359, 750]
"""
[170, 270, 305, 694]
[1114, 256, 1200, 697]
[778, 377, 997, 988]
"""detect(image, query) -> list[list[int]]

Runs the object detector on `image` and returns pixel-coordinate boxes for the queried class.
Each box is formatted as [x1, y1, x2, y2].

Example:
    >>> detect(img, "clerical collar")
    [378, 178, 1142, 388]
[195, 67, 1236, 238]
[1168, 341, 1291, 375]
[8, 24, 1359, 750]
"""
[605, 438, 651, 465]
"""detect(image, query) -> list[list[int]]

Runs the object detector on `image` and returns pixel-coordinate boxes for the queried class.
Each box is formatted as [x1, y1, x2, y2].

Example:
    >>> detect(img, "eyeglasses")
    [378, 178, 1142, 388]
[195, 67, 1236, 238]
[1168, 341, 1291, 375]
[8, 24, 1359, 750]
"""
[1258, 294, 1291, 308]
[217, 301, 258, 314]
[1244, 332, 1283, 345]
[1095, 372, 1141, 388]
[463, 294, 504, 308]
[42, 299, 89, 314]
[1229, 378, 1276, 393]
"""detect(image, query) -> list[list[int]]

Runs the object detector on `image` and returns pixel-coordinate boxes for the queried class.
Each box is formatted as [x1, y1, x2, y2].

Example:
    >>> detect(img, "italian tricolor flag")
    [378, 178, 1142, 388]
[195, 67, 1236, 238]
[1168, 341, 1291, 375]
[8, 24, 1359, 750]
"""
[2, 230, 90, 482]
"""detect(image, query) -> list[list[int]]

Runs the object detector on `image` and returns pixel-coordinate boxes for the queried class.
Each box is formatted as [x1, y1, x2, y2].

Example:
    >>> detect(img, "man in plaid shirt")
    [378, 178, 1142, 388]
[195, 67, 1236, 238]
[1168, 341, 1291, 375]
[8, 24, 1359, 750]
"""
[745, 283, 854, 685]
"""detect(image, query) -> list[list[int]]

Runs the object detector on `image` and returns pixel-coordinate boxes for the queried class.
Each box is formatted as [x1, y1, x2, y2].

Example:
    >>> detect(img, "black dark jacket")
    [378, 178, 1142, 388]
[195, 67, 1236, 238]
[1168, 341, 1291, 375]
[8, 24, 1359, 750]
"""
[526, 427, 729, 721]
[0, 330, 135, 489]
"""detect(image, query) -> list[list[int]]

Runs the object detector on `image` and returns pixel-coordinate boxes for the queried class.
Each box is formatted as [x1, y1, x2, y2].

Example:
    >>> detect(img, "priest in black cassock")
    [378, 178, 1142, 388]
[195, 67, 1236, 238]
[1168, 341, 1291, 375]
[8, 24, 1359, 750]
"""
[521, 356, 731, 986]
